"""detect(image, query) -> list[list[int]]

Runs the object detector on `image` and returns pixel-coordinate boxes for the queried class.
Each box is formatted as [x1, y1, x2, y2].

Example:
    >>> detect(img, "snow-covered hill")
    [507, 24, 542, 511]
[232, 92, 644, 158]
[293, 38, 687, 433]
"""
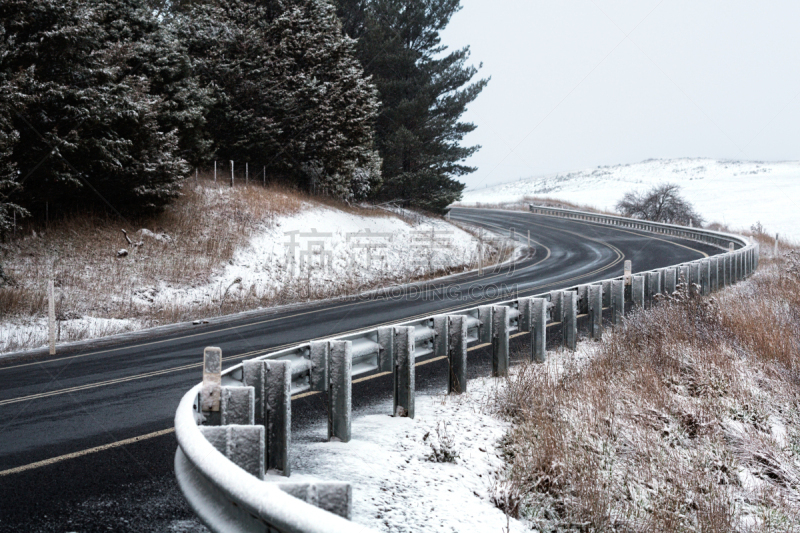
[460, 159, 800, 241]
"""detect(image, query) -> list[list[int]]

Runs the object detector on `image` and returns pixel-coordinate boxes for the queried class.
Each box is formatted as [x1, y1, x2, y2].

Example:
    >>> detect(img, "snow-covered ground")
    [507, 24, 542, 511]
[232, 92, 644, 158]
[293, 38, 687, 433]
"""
[460, 158, 800, 241]
[0, 206, 484, 355]
[152, 206, 480, 312]
[290, 377, 527, 533]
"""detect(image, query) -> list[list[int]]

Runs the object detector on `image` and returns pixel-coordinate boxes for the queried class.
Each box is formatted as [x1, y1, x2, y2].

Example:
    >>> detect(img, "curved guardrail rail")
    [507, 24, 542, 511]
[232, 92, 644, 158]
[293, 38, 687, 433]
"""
[175, 205, 759, 532]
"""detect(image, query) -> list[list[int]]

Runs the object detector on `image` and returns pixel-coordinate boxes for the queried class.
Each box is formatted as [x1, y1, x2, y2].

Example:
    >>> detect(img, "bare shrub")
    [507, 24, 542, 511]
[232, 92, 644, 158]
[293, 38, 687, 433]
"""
[616, 183, 704, 226]
[424, 421, 460, 463]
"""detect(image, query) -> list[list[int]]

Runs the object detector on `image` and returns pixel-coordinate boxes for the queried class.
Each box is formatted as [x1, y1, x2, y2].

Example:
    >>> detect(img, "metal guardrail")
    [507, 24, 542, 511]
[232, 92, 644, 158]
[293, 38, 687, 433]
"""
[174, 206, 760, 532]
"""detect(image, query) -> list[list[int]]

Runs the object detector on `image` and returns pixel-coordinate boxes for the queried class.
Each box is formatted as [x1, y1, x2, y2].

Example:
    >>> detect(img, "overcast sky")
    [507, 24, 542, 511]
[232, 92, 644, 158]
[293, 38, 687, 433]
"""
[440, 0, 800, 191]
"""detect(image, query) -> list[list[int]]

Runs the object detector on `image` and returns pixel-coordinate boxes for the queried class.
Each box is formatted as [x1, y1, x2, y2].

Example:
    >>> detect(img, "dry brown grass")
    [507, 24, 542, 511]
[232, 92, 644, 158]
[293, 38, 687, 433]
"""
[0, 175, 304, 321]
[492, 248, 800, 532]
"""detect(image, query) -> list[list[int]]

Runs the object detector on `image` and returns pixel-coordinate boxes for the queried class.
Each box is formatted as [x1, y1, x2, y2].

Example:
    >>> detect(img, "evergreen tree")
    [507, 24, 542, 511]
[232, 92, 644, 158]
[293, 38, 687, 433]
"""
[0, 0, 194, 217]
[336, 0, 488, 213]
[0, 76, 26, 240]
[177, 0, 382, 200]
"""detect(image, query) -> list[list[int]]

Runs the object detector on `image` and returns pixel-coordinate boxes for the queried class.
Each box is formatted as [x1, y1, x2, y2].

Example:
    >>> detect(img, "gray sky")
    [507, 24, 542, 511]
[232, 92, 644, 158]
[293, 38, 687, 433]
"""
[440, 0, 800, 190]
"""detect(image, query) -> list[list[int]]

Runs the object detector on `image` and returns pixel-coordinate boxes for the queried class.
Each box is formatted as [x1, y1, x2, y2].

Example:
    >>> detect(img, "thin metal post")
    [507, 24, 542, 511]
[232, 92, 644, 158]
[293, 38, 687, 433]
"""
[214, 161, 216, 184]
[48, 279, 56, 355]
[245, 163, 248, 185]
[230, 160, 234, 187]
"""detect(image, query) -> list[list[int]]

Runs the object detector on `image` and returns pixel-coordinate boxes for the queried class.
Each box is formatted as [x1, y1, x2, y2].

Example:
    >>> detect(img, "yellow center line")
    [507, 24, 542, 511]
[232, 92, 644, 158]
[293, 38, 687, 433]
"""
[0, 428, 176, 477]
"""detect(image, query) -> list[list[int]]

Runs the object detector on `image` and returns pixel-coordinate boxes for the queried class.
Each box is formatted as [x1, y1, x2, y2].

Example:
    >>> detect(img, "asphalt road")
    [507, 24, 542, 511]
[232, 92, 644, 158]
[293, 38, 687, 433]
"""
[0, 208, 722, 532]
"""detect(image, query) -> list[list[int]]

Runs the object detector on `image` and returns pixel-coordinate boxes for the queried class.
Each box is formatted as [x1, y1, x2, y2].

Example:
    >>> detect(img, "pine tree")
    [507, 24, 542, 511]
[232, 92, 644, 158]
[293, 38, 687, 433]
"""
[0, 75, 26, 240]
[336, 0, 487, 213]
[177, 0, 382, 200]
[0, 0, 193, 217]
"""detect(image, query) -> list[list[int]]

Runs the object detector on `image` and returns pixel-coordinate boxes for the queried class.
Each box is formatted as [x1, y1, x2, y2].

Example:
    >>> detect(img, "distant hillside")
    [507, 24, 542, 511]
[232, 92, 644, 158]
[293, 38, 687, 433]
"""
[459, 159, 800, 241]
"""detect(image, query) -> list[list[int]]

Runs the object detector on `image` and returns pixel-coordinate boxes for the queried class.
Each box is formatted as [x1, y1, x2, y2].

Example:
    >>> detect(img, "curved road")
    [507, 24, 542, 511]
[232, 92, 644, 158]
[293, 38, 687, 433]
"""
[0, 208, 721, 531]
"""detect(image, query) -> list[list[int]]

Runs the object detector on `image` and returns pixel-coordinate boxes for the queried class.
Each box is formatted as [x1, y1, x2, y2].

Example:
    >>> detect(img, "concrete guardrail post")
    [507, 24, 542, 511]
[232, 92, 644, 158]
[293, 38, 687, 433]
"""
[679, 264, 690, 289]
[665, 267, 677, 295]
[646, 271, 660, 306]
[611, 279, 625, 325]
[632, 275, 645, 308]
[377, 327, 394, 372]
[737, 251, 744, 281]
[518, 298, 532, 332]
[700, 259, 711, 296]
[447, 315, 468, 394]
[479, 305, 493, 344]
[548, 290, 564, 322]
[329, 340, 352, 441]
[689, 263, 701, 294]
[220, 386, 255, 426]
[433, 315, 449, 358]
[721, 255, 730, 287]
[200, 425, 266, 479]
[710, 257, 719, 292]
[242, 359, 291, 476]
[277, 482, 353, 520]
[492, 306, 510, 377]
[624, 259, 633, 301]
[393, 327, 415, 418]
[531, 298, 547, 363]
[602, 280, 612, 307]
[589, 284, 602, 340]
[201, 347, 223, 425]
[577, 285, 589, 315]
[310, 341, 329, 392]
[564, 291, 578, 350]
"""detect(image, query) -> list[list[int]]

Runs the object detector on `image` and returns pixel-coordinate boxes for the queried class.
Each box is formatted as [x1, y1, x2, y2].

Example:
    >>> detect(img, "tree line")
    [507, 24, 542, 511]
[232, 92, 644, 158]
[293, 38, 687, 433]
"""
[0, 0, 486, 234]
